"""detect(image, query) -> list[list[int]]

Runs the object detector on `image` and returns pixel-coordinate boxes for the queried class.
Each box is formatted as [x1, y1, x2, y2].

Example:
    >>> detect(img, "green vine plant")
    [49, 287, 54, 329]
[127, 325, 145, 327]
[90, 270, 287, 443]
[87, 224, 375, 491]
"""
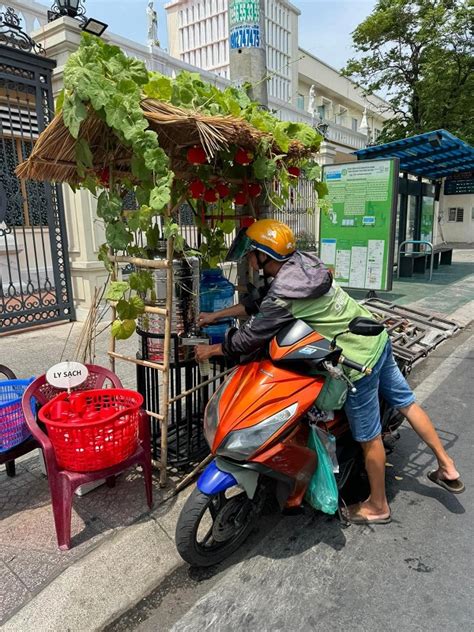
[58, 34, 329, 339]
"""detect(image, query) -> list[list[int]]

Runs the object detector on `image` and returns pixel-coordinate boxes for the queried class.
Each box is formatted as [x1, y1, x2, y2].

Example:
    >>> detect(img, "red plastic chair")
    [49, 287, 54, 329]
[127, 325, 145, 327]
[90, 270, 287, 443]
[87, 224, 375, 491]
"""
[21, 364, 152, 550]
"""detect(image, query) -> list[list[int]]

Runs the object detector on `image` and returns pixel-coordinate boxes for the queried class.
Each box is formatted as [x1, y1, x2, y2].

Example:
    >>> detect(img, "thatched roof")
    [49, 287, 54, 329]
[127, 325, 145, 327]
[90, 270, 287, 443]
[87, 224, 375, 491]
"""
[16, 99, 311, 184]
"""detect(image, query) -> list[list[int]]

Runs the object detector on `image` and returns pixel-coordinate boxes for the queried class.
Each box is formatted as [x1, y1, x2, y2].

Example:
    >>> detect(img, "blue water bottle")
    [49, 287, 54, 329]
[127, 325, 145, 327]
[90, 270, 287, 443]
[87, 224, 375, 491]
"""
[200, 268, 235, 343]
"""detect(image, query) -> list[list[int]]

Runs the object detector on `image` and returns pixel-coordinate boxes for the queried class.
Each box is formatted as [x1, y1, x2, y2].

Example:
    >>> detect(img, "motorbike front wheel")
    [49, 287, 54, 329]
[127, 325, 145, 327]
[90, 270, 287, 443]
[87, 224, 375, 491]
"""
[175, 486, 259, 567]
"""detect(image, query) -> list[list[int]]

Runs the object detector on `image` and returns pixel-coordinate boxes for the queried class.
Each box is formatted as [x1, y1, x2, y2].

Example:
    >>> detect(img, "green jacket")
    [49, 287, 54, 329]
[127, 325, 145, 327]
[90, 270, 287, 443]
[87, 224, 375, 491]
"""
[223, 251, 387, 379]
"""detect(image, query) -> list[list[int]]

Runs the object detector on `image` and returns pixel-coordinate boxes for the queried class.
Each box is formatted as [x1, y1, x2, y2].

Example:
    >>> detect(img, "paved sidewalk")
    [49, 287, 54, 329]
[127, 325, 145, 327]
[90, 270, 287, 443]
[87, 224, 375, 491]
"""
[1, 246, 473, 629]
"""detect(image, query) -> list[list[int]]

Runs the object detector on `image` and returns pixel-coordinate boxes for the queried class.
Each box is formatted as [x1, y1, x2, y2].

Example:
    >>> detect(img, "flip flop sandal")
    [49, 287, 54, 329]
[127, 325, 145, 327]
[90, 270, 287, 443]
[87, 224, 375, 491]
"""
[341, 508, 392, 525]
[428, 471, 465, 494]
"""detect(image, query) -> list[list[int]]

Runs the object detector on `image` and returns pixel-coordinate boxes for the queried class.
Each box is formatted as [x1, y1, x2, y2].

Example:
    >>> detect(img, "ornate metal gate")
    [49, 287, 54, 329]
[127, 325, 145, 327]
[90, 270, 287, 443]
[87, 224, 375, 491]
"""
[0, 8, 75, 332]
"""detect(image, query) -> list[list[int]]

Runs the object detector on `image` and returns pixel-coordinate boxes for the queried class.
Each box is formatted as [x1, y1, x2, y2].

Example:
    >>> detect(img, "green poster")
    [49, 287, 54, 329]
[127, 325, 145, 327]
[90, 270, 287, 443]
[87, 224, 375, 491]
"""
[320, 159, 399, 291]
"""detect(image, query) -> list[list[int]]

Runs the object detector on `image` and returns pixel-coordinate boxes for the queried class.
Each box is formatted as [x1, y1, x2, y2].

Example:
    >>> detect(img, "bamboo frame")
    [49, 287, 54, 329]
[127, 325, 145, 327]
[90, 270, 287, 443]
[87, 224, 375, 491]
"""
[146, 409, 165, 422]
[109, 255, 170, 269]
[108, 351, 165, 372]
[174, 453, 214, 494]
[168, 367, 235, 404]
[108, 301, 167, 317]
[108, 253, 117, 372]
[159, 216, 174, 487]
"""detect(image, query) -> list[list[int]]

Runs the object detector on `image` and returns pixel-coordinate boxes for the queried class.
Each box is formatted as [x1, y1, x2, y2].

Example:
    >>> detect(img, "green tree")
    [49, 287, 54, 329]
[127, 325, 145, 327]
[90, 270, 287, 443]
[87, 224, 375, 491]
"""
[344, 0, 473, 144]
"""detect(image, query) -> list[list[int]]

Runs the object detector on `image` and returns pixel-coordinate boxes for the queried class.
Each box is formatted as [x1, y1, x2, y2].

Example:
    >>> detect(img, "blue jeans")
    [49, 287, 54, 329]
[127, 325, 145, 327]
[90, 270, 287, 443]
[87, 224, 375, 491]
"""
[344, 341, 415, 442]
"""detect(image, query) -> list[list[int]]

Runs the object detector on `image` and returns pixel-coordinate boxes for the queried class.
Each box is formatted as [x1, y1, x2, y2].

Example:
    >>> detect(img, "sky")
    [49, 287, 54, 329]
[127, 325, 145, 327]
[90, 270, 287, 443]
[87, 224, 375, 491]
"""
[36, 0, 378, 72]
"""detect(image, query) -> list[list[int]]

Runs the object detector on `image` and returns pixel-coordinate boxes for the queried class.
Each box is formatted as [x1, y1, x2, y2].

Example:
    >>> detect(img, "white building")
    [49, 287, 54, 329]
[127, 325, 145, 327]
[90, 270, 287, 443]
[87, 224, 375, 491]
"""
[164, 0, 390, 158]
[165, 0, 300, 104]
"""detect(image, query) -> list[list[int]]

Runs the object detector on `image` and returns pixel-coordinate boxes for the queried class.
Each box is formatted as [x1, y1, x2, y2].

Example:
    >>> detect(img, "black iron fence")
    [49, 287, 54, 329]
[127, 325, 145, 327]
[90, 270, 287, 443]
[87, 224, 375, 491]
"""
[0, 24, 74, 332]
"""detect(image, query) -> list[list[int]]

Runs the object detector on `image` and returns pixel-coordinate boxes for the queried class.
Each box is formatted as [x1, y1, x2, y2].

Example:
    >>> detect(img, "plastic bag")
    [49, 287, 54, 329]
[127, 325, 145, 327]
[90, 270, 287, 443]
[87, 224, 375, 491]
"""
[314, 425, 339, 474]
[304, 425, 339, 515]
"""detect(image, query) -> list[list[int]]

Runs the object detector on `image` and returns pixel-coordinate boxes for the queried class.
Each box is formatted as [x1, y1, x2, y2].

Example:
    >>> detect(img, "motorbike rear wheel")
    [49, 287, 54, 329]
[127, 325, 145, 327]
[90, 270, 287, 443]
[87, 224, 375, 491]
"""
[175, 487, 259, 567]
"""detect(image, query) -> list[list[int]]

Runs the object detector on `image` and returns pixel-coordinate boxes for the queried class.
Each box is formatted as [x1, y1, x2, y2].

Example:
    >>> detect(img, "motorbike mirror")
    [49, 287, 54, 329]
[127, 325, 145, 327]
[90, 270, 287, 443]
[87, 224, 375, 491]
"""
[348, 317, 385, 336]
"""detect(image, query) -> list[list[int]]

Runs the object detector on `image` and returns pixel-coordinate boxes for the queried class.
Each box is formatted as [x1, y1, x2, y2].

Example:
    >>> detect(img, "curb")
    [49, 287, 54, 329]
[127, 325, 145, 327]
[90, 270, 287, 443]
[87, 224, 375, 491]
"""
[3, 489, 192, 632]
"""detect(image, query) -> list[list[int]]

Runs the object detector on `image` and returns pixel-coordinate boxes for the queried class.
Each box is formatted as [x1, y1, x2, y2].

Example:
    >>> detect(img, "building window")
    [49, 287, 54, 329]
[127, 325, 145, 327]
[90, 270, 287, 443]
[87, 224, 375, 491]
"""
[352, 118, 358, 131]
[448, 207, 464, 222]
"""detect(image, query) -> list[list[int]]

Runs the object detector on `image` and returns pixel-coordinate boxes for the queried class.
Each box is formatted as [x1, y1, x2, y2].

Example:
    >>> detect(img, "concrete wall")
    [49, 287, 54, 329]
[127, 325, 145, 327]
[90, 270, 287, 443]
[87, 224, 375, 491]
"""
[438, 191, 474, 243]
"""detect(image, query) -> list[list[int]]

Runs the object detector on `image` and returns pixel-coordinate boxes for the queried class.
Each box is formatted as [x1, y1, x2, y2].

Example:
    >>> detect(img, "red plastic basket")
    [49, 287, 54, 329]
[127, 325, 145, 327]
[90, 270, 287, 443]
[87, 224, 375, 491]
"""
[38, 389, 143, 472]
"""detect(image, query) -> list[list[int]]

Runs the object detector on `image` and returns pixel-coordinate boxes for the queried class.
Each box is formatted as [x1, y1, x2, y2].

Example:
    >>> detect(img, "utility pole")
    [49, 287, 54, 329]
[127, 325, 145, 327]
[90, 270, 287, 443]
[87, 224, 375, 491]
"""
[228, 0, 268, 108]
[228, 0, 270, 292]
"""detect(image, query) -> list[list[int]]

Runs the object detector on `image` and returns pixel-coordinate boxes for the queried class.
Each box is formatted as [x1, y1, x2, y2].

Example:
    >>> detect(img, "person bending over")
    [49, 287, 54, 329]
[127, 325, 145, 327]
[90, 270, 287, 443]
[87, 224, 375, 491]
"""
[196, 220, 464, 524]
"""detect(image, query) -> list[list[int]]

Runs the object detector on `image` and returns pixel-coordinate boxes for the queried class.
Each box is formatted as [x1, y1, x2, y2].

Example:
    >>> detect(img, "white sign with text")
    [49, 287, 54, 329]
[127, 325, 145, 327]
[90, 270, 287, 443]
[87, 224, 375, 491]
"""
[46, 361, 89, 390]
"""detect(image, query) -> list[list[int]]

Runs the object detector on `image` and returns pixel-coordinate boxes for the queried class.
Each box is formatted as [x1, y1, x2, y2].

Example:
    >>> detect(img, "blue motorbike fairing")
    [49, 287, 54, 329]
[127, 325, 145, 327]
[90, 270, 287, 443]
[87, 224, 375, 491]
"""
[198, 460, 237, 495]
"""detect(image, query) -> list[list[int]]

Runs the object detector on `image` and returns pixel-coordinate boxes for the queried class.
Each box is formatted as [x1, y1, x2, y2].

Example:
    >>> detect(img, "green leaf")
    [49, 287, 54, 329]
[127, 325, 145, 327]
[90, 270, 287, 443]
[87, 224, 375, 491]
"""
[315, 181, 329, 198]
[75, 137, 93, 169]
[219, 219, 236, 234]
[106, 221, 132, 250]
[273, 123, 290, 153]
[105, 281, 129, 301]
[130, 295, 145, 314]
[98, 243, 113, 272]
[131, 155, 151, 181]
[116, 298, 134, 320]
[304, 162, 321, 181]
[253, 156, 277, 180]
[111, 318, 137, 340]
[129, 270, 154, 294]
[96, 192, 122, 222]
[174, 233, 185, 253]
[149, 183, 171, 213]
[144, 74, 173, 101]
[55, 89, 65, 114]
[80, 174, 98, 195]
[63, 93, 87, 139]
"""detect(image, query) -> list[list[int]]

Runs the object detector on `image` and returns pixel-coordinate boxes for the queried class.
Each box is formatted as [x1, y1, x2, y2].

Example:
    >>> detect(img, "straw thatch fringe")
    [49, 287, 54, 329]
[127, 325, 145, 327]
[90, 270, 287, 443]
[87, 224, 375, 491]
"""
[16, 99, 312, 184]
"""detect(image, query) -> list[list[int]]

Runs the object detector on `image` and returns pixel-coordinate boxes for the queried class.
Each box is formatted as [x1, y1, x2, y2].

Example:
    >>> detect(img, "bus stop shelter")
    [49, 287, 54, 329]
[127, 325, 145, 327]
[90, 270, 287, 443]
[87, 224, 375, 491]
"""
[354, 130, 474, 253]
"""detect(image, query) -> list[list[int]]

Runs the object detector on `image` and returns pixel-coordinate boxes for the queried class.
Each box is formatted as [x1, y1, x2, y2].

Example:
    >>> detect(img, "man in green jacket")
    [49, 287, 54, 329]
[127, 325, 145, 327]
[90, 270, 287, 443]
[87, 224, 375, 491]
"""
[196, 220, 464, 523]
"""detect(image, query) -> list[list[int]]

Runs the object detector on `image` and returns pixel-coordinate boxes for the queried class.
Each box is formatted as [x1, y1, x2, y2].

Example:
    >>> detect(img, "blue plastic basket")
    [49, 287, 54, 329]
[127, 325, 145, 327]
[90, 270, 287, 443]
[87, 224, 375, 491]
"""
[0, 378, 35, 453]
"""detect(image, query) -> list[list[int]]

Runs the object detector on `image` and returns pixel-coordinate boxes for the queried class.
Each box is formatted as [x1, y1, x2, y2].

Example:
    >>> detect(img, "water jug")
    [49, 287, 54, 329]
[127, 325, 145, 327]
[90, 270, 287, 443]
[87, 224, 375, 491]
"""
[200, 268, 235, 343]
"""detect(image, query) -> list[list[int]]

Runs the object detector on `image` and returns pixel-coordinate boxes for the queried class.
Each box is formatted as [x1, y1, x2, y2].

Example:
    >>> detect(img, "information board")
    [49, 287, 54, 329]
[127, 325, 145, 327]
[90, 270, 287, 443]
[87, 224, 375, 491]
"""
[444, 170, 474, 195]
[320, 159, 399, 291]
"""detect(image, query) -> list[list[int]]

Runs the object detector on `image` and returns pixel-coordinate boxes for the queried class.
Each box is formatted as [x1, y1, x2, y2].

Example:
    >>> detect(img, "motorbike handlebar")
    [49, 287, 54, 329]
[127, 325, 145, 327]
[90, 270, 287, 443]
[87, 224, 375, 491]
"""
[339, 355, 372, 375]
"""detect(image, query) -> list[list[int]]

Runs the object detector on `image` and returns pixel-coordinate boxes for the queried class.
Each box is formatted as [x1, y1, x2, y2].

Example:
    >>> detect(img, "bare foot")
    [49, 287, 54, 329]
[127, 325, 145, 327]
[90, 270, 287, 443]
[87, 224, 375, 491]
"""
[344, 499, 390, 522]
[436, 460, 460, 481]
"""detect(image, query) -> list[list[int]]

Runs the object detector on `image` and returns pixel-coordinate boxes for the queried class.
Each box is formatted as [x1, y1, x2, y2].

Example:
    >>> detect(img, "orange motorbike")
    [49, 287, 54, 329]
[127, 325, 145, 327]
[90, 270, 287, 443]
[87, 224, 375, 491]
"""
[176, 317, 401, 566]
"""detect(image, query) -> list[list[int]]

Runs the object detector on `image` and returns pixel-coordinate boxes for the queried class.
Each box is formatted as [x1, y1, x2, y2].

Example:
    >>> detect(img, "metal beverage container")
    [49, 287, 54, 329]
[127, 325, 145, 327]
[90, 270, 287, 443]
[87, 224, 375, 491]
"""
[137, 242, 200, 362]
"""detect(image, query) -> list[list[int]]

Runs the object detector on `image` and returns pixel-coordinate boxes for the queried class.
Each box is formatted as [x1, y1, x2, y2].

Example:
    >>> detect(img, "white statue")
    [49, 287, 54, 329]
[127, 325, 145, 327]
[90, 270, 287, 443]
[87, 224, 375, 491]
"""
[359, 107, 370, 138]
[308, 84, 317, 116]
[147, 1, 159, 47]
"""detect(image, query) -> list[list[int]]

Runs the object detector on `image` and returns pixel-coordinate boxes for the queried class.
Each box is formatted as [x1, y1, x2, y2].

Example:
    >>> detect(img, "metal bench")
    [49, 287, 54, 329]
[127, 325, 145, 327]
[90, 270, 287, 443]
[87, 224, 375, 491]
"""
[432, 245, 453, 268]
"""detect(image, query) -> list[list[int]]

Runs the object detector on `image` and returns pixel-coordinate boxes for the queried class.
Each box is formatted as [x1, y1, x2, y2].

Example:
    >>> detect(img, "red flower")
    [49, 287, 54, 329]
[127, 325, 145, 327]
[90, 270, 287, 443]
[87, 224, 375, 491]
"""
[240, 217, 255, 228]
[235, 147, 254, 166]
[288, 166, 301, 178]
[187, 145, 207, 165]
[98, 167, 109, 186]
[188, 179, 206, 199]
[247, 182, 262, 197]
[234, 191, 248, 205]
[216, 182, 230, 198]
[203, 188, 219, 203]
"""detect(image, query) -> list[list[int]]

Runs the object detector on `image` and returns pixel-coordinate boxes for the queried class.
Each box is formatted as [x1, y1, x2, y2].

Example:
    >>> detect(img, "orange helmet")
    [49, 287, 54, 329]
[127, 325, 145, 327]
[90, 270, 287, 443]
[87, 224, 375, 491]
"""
[246, 219, 296, 261]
